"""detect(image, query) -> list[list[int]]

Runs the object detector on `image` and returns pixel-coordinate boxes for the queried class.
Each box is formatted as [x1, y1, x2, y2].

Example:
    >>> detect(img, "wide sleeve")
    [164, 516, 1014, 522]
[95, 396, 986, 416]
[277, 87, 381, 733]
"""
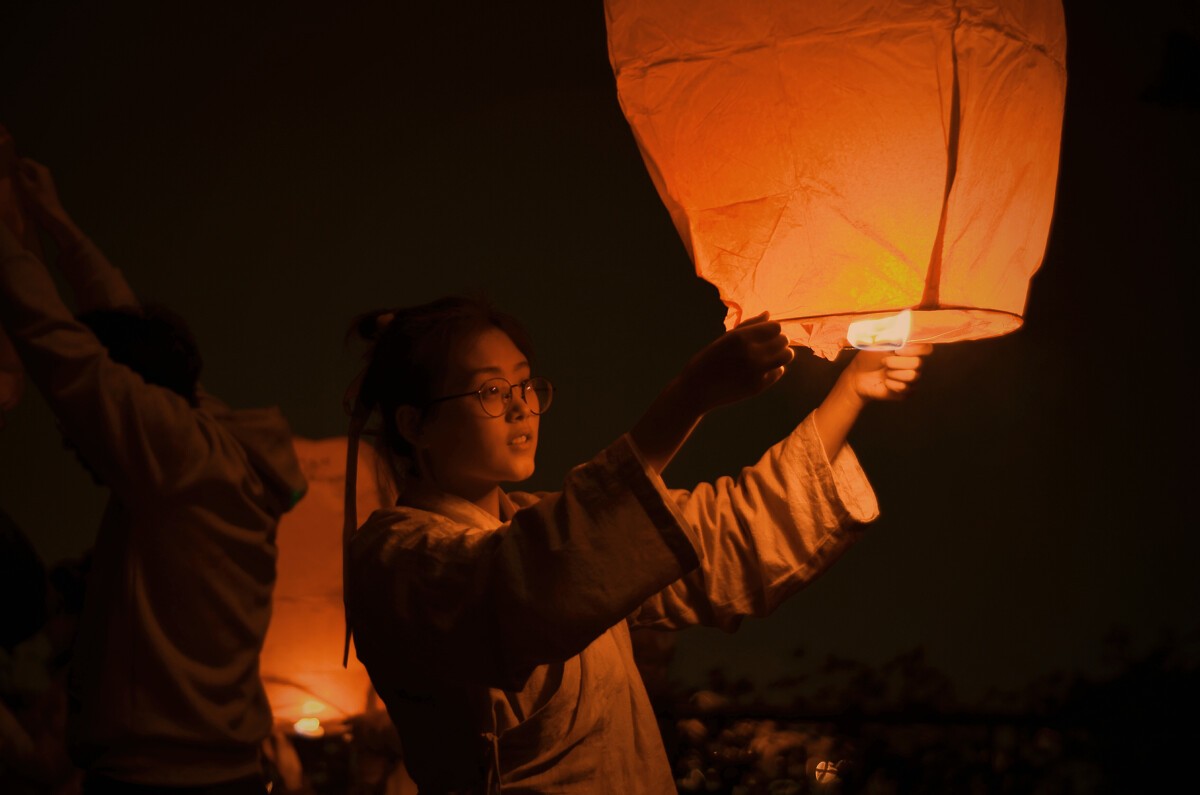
[629, 411, 880, 631]
[0, 224, 216, 506]
[346, 435, 702, 691]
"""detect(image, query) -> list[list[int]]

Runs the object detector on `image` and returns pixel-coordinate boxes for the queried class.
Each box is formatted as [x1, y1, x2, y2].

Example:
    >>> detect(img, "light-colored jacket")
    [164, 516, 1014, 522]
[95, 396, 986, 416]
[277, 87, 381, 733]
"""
[0, 223, 307, 786]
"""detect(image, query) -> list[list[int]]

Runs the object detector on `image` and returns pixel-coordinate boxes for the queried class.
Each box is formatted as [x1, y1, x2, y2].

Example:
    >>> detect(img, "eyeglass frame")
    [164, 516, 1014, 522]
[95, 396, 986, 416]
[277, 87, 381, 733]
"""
[426, 376, 554, 417]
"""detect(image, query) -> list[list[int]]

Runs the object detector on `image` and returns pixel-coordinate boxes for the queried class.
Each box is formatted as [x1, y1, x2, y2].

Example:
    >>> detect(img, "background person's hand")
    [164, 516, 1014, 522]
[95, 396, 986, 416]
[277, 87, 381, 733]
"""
[15, 158, 77, 238]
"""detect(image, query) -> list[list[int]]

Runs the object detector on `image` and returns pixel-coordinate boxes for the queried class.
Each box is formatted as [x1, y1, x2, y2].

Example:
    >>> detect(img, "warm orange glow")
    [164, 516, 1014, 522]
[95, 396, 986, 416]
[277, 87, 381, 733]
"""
[301, 700, 326, 716]
[259, 437, 392, 727]
[606, 1, 1066, 358]
[847, 309, 912, 351]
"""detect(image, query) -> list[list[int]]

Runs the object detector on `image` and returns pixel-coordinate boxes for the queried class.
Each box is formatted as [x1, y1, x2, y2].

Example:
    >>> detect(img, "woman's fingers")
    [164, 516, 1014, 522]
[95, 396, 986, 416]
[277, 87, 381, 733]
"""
[738, 321, 784, 343]
[892, 343, 934, 357]
[761, 365, 787, 389]
[766, 343, 795, 370]
[884, 367, 921, 383]
[734, 310, 771, 328]
[881, 343, 932, 374]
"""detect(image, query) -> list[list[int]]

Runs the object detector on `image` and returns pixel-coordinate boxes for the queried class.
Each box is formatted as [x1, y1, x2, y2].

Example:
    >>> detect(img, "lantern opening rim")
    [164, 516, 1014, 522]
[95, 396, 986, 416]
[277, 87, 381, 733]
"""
[762, 306, 1025, 352]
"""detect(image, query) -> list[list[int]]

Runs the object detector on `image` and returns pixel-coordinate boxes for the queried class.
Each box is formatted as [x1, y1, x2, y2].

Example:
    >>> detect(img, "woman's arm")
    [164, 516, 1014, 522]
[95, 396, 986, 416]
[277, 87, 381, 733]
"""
[630, 312, 794, 474]
[630, 411, 878, 631]
[347, 433, 703, 690]
[814, 344, 933, 460]
[630, 343, 932, 632]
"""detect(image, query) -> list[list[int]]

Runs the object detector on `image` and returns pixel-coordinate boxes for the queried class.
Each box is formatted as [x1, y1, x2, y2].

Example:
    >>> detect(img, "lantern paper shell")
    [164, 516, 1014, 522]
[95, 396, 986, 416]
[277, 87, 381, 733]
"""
[259, 437, 392, 729]
[605, 0, 1066, 359]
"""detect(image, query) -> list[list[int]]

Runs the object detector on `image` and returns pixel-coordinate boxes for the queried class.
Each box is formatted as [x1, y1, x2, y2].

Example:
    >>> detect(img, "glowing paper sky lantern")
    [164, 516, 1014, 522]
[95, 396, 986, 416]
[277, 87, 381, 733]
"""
[605, 0, 1066, 359]
[259, 437, 391, 731]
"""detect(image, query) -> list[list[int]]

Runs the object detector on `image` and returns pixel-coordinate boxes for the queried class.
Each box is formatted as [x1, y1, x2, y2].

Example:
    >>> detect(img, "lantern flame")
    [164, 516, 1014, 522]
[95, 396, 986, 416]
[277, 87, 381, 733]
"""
[292, 717, 324, 738]
[846, 309, 913, 351]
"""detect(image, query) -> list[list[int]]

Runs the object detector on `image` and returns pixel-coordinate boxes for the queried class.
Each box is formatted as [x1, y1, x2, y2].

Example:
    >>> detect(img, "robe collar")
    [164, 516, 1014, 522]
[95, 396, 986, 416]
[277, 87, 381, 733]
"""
[397, 479, 516, 531]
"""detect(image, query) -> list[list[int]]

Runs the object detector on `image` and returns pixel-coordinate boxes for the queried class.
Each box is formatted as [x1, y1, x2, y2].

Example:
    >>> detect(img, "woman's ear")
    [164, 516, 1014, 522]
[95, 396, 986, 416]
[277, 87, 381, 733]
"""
[395, 405, 425, 449]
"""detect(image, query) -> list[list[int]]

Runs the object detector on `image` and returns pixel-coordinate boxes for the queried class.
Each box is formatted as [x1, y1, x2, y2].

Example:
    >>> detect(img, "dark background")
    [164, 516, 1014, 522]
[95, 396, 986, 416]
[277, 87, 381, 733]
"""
[1, 0, 1196, 709]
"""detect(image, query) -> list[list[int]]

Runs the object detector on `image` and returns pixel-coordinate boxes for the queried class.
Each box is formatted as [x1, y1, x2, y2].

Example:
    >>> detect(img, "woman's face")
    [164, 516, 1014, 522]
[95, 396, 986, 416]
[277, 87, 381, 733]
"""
[411, 326, 539, 500]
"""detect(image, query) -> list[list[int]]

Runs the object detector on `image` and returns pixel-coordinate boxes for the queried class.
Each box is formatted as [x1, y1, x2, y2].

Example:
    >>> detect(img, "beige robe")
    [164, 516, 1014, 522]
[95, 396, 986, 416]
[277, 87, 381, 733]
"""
[347, 414, 877, 793]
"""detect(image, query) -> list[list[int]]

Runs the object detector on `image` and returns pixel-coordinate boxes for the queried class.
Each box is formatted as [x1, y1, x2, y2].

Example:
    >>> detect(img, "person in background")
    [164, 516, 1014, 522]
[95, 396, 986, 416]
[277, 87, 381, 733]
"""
[342, 296, 932, 793]
[0, 154, 307, 795]
[1, 506, 81, 795]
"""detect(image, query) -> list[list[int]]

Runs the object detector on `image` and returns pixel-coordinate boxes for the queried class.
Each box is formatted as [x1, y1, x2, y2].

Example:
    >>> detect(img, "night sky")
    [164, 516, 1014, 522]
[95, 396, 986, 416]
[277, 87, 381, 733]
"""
[1, 1, 1196, 706]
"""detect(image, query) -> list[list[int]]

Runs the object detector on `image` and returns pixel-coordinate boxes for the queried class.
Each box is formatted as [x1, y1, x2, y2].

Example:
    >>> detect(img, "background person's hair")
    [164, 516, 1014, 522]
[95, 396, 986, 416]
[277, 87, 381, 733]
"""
[345, 294, 535, 494]
[77, 304, 203, 406]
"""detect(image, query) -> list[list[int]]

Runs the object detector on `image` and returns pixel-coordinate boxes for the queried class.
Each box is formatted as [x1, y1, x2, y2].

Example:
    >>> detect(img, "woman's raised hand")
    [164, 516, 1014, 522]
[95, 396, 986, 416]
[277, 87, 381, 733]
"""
[839, 344, 934, 404]
[16, 158, 76, 236]
[678, 311, 796, 415]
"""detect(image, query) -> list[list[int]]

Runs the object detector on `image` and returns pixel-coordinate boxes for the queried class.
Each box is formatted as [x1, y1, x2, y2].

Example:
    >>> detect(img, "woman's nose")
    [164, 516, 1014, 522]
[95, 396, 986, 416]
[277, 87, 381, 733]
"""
[506, 386, 530, 418]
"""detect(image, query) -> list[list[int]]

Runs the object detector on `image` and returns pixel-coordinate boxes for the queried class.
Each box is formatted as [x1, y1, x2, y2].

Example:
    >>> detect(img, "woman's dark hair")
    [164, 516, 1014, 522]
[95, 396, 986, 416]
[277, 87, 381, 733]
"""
[346, 295, 535, 491]
[77, 304, 203, 406]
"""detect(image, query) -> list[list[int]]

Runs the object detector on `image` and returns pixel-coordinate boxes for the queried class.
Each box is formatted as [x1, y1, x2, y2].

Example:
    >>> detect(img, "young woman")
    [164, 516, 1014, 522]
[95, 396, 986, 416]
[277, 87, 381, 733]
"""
[342, 297, 931, 794]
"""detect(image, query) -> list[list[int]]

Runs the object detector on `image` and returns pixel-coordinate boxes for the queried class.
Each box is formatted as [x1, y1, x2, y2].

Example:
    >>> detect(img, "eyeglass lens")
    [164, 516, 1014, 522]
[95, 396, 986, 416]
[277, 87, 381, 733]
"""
[479, 377, 553, 417]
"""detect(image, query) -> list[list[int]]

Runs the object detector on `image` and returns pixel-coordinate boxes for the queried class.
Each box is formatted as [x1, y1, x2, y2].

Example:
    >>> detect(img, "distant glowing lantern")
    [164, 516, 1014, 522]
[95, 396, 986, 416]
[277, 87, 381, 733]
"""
[813, 759, 842, 785]
[605, 0, 1066, 359]
[259, 437, 392, 734]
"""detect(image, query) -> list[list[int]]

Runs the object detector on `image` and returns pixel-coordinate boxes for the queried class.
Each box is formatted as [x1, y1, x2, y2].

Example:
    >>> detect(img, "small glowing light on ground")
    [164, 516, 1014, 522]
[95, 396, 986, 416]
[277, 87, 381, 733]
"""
[814, 759, 841, 783]
[847, 309, 912, 350]
[293, 717, 324, 737]
[301, 700, 326, 716]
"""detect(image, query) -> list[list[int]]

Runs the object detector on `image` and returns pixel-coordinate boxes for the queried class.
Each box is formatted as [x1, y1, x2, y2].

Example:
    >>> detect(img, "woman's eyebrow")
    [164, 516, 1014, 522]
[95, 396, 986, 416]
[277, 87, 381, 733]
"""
[464, 361, 530, 380]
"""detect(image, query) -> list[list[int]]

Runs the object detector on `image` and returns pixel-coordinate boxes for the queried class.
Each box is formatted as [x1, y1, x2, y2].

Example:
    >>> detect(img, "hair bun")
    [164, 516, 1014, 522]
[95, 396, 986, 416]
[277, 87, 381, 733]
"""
[353, 308, 398, 342]
[375, 311, 396, 333]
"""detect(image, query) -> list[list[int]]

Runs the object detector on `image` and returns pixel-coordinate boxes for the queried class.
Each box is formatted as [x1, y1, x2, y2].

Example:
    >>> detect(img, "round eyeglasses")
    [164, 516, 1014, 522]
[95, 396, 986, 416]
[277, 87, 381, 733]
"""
[427, 376, 554, 418]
